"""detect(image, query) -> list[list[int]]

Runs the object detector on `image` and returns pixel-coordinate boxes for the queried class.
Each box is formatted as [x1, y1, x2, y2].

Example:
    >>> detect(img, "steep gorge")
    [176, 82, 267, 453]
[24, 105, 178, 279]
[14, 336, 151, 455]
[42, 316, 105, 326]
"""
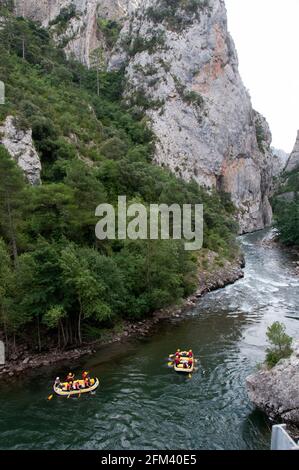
[10, 0, 274, 233]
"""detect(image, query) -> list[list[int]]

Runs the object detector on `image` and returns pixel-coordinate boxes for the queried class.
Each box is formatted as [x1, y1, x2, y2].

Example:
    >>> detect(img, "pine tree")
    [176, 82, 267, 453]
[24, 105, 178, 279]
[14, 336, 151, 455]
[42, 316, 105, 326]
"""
[0, 147, 25, 267]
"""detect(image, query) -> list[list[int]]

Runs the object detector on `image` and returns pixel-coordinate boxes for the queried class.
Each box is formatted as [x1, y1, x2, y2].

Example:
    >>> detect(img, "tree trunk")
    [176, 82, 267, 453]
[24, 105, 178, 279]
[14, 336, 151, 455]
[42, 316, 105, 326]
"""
[1, 307, 9, 358]
[97, 69, 100, 97]
[4, 322, 9, 358]
[69, 320, 73, 345]
[60, 320, 67, 348]
[5, 191, 18, 268]
[78, 297, 83, 345]
[57, 325, 60, 349]
[37, 316, 41, 352]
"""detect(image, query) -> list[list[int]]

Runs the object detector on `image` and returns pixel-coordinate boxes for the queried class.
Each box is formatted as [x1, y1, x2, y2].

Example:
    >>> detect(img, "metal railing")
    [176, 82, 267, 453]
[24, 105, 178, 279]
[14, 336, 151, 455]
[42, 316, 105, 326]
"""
[271, 424, 299, 450]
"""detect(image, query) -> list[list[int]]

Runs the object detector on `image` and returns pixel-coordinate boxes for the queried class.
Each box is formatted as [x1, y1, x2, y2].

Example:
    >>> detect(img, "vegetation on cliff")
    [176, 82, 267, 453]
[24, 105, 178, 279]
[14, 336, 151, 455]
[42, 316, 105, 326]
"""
[272, 168, 299, 246]
[0, 11, 238, 354]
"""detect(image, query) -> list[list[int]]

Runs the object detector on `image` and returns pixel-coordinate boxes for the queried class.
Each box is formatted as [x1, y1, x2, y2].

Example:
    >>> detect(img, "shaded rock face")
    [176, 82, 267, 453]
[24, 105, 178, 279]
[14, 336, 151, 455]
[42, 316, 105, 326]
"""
[286, 130, 299, 173]
[271, 147, 289, 177]
[14, 0, 274, 232]
[246, 342, 299, 426]
[0, 116, 41, 185]
[109, 0, 273, 233]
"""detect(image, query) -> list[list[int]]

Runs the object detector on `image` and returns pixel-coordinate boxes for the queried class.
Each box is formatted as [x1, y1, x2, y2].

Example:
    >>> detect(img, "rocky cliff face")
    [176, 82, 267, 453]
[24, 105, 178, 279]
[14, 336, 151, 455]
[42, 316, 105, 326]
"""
[109, 0, 273, 233]
[0, 116, 41, 185]
[13, 0, 274, 232]
[246, 341, 299, 426]
[271, 147, 289, 177]
[286, 130, 299, 173]
[13, 0, 141, 66]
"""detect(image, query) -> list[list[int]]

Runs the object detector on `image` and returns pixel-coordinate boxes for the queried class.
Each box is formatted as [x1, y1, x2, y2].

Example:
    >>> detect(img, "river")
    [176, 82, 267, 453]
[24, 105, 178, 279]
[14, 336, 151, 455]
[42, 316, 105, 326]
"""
[1, 229, 298, 450]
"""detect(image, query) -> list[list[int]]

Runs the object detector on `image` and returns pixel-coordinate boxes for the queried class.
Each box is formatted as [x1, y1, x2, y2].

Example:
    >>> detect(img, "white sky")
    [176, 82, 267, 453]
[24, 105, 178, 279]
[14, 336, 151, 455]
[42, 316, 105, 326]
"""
[225, 0, 299, 152]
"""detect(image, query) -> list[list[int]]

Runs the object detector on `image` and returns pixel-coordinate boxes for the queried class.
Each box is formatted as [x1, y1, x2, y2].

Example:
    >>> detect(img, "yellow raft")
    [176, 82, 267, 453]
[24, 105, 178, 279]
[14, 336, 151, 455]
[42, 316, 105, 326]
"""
[54, 378, 99, 397]
[169, 351, 195, 374]
[174, 357, 194, 374]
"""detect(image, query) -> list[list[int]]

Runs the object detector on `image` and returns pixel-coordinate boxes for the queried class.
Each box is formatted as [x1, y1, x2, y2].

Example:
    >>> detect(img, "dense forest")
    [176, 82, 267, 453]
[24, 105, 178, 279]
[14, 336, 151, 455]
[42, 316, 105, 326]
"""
[272, 168, 299, 246]
[0, 7, 238, 355]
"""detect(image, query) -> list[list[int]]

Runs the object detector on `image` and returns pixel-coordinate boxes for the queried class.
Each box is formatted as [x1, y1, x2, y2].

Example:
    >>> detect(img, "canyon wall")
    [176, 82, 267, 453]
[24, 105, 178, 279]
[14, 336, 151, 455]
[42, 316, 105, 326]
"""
[12, 0, 274, 232]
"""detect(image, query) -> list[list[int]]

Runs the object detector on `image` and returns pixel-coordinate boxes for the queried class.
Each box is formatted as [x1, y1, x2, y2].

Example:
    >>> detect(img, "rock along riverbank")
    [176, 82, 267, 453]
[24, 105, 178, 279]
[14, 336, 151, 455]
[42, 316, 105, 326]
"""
[0, 254, 244, 379]
[246, 341, 299, 428]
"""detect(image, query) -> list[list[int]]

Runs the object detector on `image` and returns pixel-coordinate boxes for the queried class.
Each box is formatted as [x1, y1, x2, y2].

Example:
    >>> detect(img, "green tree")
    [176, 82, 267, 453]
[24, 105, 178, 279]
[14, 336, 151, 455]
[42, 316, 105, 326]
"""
[89, 47, 105, 97]
[274, 196, 299, 246]
[0, 239, 13, 353]
[265, 322, 293, 368]
[0, 147, 26, 266]
[64, 160, 107, 243]
[43, 305, 67, 348]
[13, 240, 64, 351]
[25, 183, 76, 241]
[60, 245, 112, 344]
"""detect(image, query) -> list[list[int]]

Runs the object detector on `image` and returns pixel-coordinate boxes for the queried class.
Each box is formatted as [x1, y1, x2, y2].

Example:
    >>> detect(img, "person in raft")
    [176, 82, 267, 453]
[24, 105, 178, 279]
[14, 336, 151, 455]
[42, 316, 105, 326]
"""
[175, 356, 181, 367]
[66, 372, 75, 384]
[84, 377, 91, 388]
[54, 377, 61, 388]
[188, 350, 193, 358]
[188, 358, 193, 369]
[74, 381, 80, 390]
[175, 349, 181, 358]
[82, 371, 89, 380]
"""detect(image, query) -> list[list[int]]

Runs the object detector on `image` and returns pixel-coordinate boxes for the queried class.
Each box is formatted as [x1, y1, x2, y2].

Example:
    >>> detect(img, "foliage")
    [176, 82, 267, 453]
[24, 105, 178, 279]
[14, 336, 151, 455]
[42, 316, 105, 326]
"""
[255, 120, 266, 153]
[49, 5, 78, 34]
[265, 322, 293, 368]
[98, 18, 121, 49]
[273, 196, 299, 246]
[146, 0, 210, 32]
[272, 168, 299, 246]
[128, 31, 166, 56]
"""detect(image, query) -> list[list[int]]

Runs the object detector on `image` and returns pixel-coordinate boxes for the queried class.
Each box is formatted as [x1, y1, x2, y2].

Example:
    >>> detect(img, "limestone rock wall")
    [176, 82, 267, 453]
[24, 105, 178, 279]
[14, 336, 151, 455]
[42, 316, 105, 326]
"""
[0, 116, 41, 185]
[109, 0, 273, 233]
[12, 0, 274, 232]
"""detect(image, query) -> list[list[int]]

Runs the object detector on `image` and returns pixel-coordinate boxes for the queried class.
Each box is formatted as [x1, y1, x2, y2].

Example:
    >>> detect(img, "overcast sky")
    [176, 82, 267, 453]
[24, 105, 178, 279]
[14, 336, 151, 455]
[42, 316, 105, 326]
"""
[225, 0, 299, 152]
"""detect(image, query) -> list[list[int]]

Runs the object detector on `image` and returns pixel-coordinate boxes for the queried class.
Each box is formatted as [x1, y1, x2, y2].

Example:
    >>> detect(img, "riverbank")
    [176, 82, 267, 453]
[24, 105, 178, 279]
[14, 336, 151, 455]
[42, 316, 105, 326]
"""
[0, 252, 244, 379]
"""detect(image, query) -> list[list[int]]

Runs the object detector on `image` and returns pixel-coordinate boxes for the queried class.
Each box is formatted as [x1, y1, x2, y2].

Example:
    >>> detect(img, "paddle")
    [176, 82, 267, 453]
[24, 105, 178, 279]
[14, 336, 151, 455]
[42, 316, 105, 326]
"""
[47, 394, 53, 401]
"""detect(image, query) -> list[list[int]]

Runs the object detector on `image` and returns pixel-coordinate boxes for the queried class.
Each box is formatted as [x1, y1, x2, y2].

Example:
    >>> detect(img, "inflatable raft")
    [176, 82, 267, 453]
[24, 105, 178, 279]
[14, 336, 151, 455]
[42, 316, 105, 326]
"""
[173, 358, 194, 374]
[169, 351, 195, 374]
[54, 378, 99, 397]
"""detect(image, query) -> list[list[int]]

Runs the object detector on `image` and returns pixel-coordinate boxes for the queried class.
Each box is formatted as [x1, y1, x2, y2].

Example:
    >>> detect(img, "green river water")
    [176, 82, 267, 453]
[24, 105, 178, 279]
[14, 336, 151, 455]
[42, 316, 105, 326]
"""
[1, 229, 298, 450]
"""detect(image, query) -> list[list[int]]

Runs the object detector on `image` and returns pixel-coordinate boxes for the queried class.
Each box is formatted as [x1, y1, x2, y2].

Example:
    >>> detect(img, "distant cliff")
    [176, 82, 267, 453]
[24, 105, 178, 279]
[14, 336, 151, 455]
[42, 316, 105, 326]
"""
[271, 147, 289, 177]
[13, 0, 274, 233]
[286, 130, 299, 173]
